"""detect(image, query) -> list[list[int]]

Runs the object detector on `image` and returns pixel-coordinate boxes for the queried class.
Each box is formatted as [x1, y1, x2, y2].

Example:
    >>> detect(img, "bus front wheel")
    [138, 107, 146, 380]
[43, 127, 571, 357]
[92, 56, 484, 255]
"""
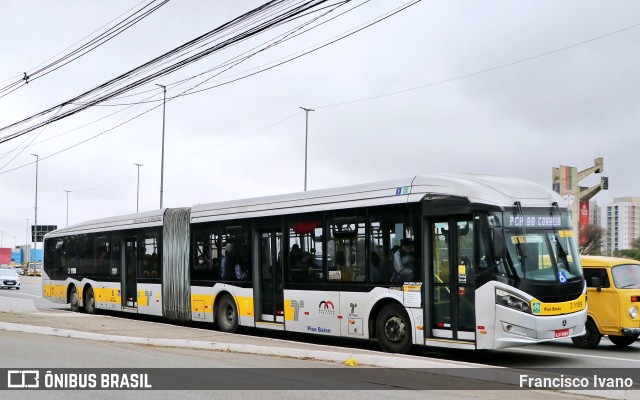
[609, 335, 638, 347]
[216, 295, 239, 333]
[69, 285, 81, 313]
[571, 319, 601, 349]
[375, 303, 412, 353]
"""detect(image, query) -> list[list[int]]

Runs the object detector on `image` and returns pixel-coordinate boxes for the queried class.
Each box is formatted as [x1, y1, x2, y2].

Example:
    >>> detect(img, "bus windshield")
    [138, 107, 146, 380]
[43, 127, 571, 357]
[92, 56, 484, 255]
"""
[493, 209, 583, 283]
[503, 230, 582, 282]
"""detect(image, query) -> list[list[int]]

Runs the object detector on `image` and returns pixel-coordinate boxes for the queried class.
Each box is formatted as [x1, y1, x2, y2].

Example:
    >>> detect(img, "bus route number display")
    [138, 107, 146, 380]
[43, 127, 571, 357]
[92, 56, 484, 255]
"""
[505, 215, 564, 228]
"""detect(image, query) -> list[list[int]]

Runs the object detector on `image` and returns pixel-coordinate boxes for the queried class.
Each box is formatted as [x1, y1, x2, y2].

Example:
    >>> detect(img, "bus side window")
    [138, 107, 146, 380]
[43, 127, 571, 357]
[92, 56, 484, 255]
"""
[328, 214, 365, 282]
[287, 217, 323, 283]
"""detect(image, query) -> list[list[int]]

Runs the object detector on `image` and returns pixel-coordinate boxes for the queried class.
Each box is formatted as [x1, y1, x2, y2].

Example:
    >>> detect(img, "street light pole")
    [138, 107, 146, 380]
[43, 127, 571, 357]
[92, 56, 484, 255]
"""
[64, 190, 71, 226]
[31, 153, 38, 264]
[133, 163, 143, 212]
[25, 218, 29, 265]
[299, 107, 315, 191]
[156, 84, 166, 209]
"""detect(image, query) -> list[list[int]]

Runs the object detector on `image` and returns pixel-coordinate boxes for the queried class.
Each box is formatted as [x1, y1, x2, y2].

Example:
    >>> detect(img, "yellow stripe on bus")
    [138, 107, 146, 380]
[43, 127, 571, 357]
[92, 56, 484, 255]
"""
[192, 294, 214, 314]
[531, 293, 586, 316]
[94, 287, 121, 304]
[190, 294, 254, 317]
[43, 283, 67, 300]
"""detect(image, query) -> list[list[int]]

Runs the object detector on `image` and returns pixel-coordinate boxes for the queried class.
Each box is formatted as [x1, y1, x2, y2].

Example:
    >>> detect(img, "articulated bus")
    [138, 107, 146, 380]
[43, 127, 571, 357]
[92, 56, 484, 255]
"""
[42, 174, 587, 353]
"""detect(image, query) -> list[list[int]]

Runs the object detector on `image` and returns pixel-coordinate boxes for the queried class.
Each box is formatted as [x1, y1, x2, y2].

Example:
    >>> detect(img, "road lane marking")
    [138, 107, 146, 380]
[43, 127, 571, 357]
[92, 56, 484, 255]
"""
[508, 347, 640, 363]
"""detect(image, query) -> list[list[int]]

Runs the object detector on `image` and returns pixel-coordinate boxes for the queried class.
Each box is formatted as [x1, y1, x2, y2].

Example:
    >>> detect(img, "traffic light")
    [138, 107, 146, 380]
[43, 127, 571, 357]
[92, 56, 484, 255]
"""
[601, 176, 609, 190]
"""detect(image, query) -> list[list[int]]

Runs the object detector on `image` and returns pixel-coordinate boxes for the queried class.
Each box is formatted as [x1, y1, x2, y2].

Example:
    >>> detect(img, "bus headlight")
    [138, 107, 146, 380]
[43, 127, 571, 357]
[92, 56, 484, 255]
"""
[496, 288, 531, 314]
[629, 306, 638, 319]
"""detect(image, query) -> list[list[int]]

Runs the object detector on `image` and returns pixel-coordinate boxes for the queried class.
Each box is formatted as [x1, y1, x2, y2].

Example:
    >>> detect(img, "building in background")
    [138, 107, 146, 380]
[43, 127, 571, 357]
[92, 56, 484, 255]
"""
[600, 197, 640, 255]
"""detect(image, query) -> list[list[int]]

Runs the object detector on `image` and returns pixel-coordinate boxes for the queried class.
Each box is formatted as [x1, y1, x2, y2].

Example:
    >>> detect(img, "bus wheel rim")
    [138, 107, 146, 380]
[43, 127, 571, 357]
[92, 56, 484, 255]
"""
[385, 315, 405, 343]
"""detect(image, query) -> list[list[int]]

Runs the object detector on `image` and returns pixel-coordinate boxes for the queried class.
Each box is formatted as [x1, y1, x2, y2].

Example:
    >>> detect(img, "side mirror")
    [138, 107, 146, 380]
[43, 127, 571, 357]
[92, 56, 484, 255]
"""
[492, 228, 506, 259]
[591, 276, 602, 292]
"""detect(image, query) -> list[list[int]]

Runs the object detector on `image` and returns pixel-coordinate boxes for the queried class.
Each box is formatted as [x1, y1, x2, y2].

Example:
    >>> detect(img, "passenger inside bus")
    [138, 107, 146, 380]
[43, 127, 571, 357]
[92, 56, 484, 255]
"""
[220, 243, 237, 280]
[392, 239, 414, 282]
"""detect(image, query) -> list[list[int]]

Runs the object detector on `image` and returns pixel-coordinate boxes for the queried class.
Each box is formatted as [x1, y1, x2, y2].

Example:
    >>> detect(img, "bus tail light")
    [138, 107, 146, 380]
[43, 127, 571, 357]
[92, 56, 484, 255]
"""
[631, 296, 639, 302]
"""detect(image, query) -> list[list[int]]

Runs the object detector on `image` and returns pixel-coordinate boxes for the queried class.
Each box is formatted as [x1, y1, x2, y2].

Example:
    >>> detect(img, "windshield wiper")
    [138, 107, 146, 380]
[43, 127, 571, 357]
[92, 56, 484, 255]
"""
[618, 283, 639, 289]
[513, 201, 528, 270]
[551, 202, 570, 268]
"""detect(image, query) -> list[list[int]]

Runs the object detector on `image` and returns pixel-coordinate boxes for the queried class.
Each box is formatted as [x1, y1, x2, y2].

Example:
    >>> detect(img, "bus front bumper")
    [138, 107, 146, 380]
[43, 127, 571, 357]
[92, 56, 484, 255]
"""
[493, 306, 587, 348]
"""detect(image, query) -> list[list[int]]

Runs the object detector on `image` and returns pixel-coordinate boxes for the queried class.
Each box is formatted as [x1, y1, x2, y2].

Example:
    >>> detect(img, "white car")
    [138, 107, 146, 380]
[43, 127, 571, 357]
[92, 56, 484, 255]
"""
[0, 268, 21, 290]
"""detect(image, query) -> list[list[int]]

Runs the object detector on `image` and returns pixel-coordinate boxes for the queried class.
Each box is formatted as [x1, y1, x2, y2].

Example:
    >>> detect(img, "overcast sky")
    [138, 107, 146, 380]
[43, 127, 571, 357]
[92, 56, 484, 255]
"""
[1, 0, 639, 248]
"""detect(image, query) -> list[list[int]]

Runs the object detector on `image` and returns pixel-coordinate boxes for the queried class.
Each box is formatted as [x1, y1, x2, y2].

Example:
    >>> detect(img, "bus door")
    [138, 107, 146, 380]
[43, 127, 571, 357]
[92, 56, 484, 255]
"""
[256, 228, 284, 324]
[122, 237, 138, 309]
[430, 218, 475, 342]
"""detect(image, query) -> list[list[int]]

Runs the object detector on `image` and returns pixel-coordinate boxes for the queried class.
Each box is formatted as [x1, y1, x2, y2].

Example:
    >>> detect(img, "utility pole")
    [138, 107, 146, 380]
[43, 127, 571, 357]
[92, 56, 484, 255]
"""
[25, 218, 29, 267]
[156, 84, 166, 209]
[64, 190, 71, 226]
[31, 154, 39, 264]
[133, 163, 143, 212]
[299, 107, 315, 191]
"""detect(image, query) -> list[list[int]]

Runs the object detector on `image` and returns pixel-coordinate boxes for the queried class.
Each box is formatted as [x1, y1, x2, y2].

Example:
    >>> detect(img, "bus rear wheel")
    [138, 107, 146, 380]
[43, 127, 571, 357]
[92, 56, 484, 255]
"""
[216, 295, 239, 333]
[375, 303, 412, 353]
[609, 335, 638, 347]
[571, 319, 601, 349]
[69, 285, 81, 313]
[84, 287, 96, 315]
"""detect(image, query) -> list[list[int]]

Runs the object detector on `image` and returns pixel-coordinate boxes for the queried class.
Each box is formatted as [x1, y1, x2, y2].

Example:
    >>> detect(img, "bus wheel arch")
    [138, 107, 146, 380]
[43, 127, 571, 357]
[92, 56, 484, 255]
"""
[571, 317, 601, 349]
[68, 284, 81, 313]
[83, 285, 96, 315]
[215, 292, 239, 333]
[371, 299, 413, 353]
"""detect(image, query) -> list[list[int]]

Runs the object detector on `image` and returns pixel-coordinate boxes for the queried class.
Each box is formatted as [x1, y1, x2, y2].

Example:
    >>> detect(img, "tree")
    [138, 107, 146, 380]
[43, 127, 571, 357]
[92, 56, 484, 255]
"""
[614, 249, 640, 261]
[632, 237, 640, 250]
[579, 224, 605, 255]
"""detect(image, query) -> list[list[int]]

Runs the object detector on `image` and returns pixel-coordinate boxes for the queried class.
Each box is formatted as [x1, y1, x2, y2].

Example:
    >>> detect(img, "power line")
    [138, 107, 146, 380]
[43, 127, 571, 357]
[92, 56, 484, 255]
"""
[315, 21, 640, 110]
[2, 3, 636, 178]
[0, 0, 170, 98]
[0, 0, 337, 144]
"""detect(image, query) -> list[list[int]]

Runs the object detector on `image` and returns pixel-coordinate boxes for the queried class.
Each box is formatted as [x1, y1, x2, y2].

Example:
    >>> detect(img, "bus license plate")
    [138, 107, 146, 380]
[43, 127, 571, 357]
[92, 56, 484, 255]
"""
[554, 328, 569, 338]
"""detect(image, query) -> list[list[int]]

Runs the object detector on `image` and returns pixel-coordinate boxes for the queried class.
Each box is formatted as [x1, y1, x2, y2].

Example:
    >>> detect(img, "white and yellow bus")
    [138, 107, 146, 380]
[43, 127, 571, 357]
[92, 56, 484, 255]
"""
[42, 174, 586, 353]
